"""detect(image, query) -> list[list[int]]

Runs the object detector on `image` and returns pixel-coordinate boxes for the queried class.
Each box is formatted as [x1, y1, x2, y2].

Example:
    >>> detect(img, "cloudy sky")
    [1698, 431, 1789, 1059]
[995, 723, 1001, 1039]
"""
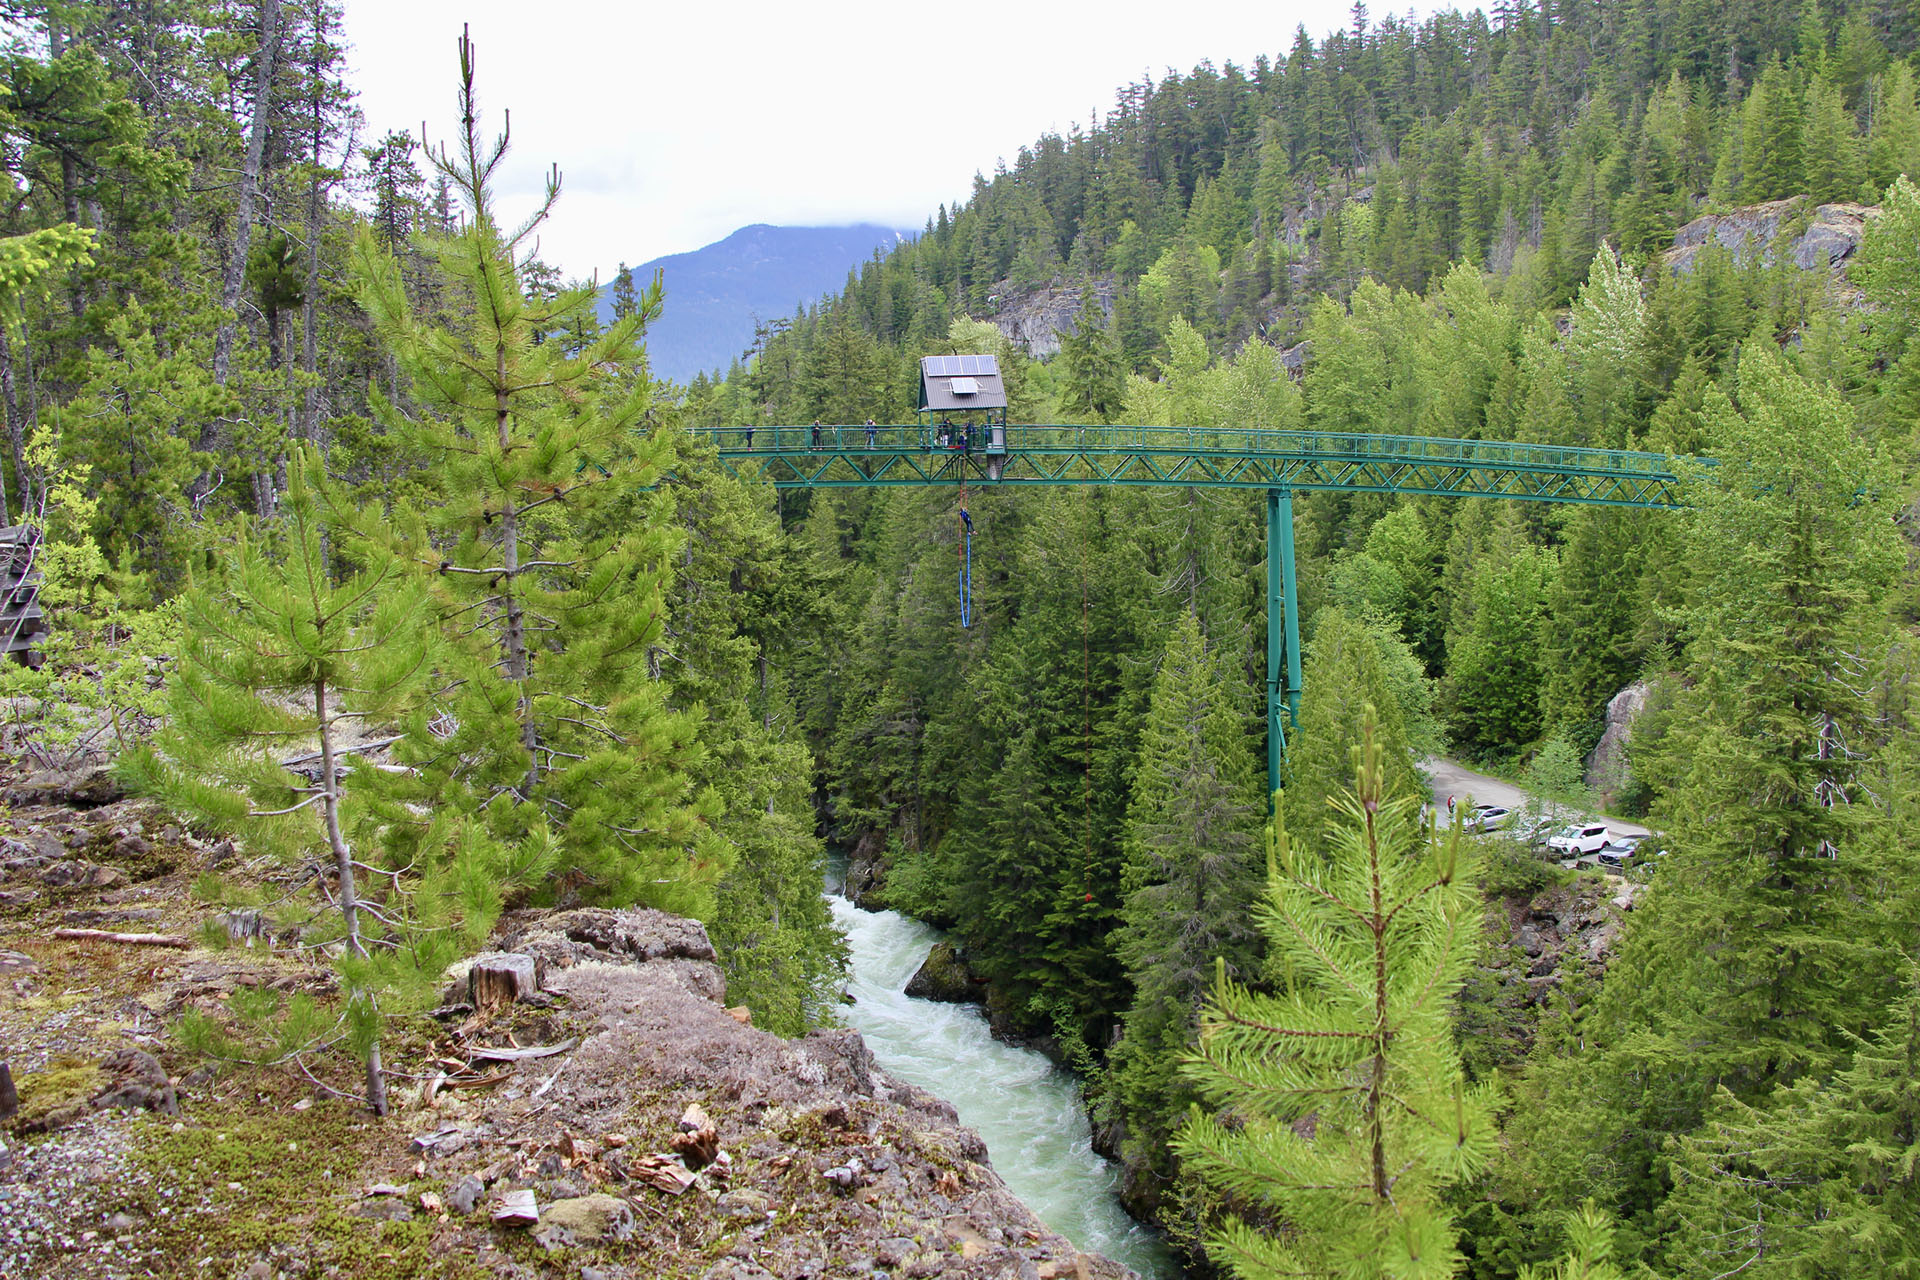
[338, 0, 1397, 280]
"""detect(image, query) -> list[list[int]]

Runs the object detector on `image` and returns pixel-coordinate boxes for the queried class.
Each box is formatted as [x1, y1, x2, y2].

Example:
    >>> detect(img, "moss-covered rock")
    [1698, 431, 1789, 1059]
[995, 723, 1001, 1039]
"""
[903, 941, 982, 1004]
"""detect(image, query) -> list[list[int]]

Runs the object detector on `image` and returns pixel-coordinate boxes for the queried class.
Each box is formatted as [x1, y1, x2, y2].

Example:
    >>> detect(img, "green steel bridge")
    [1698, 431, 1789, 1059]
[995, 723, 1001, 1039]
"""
[686, 422, 1691, 801]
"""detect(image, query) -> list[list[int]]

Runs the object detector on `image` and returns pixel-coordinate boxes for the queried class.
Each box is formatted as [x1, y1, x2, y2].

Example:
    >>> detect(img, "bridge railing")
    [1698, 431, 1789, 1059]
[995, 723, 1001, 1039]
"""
[687, 424, 1682, 480]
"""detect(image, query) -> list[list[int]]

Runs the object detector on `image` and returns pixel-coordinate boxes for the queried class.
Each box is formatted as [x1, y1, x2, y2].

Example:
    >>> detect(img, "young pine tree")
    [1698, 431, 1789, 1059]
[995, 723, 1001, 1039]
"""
[351, 32, 722, 915]
[1177, 711, 1497, 1280]
[141, 449, 443, 1114]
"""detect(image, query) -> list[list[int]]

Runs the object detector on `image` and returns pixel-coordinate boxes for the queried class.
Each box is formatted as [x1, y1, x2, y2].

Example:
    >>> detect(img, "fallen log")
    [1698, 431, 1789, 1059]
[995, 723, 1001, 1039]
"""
[51, 929, 190, 948]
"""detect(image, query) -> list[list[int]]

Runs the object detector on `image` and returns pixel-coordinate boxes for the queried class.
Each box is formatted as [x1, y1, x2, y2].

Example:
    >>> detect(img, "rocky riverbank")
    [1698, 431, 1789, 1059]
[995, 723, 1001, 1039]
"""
[0, 765, 1137, 1280]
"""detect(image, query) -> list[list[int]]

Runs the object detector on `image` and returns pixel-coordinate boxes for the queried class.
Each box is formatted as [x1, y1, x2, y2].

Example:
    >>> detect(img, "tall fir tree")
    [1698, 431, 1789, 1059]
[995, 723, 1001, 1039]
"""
[1105, 611, 1265, 1212]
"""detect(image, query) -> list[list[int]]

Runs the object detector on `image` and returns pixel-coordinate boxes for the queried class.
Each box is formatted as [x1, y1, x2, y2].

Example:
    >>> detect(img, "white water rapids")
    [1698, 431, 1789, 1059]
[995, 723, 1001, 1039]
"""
[828, 892, 1182, 1279]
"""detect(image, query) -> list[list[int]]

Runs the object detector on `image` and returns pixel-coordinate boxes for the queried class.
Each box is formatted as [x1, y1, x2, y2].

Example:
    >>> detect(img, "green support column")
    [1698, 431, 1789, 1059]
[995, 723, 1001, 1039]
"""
[1266, 489, 1303, 807]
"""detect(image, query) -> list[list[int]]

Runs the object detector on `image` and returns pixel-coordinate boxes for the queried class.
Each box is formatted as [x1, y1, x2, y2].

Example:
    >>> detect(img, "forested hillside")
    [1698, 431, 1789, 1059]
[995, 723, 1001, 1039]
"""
[0, 0, 1917, 1277]
[687, 0, 1920, 1274]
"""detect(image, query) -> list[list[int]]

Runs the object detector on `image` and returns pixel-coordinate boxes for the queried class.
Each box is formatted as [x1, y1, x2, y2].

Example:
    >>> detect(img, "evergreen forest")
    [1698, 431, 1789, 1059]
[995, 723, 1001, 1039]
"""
[4, 0, 1920, 1275]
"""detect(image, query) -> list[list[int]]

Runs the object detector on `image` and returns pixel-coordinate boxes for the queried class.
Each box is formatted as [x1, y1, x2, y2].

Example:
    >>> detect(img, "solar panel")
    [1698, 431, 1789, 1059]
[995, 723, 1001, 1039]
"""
[921, 354, 1000, 377]
[951, 376, 979, 394]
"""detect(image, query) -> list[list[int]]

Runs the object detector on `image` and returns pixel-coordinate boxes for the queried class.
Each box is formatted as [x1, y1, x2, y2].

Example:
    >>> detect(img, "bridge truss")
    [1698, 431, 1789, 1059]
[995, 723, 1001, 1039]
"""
[687, 423, 1690, 802]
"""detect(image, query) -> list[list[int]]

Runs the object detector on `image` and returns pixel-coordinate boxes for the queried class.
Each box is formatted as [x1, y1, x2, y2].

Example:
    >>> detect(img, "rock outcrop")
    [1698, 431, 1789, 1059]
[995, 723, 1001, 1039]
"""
[1482, 877, 1641, 1008]
[1584, 680, 1652, 804]
[415, 908, 1138, 1278]
[988, 279, 1115, 358]
[0, 767, 1141, 1280]
[1664, 197, 1875, 284]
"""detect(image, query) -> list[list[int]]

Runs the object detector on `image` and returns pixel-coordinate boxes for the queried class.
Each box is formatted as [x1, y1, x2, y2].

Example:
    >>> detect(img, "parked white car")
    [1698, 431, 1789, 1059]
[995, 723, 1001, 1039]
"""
[1547, 822, 1612, 857]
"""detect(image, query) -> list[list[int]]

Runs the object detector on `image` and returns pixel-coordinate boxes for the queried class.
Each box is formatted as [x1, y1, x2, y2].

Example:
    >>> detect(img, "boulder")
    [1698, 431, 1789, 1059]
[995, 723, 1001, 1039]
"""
[1585, 681, 1651, 802]
[904, 942, 982, 1005]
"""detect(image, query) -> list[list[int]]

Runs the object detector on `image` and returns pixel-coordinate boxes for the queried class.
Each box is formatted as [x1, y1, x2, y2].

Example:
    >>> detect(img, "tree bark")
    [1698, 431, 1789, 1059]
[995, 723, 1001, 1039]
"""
[315, 676, 385, 1116]
[298, 1, 331, 446]
[497, 318, 538, 799]
[48, 929, 189, 947]
[210, 0, 283, 392]
[0, 326, 21, 528]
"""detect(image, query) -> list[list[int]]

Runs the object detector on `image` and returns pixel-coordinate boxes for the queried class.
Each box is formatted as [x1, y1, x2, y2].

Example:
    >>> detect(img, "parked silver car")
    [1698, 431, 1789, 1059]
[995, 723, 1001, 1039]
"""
[1469, 805, 1513, 832]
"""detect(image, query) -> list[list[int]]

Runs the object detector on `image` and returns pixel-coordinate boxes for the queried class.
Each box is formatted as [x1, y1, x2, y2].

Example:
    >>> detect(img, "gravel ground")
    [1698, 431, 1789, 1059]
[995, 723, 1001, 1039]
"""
[0, 1108, 160, 1280]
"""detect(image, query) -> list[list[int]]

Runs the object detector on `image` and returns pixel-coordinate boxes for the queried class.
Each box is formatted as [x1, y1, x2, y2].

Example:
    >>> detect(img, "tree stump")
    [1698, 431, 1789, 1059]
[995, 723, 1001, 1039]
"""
[469, 953, 541, 1011]
[0, 1061, 15, 1119]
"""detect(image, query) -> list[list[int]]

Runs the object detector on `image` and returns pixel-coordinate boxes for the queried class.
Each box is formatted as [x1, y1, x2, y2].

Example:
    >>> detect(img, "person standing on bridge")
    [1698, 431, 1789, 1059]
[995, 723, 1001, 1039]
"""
[811, 420, 822, 449]
[866, 418, 877, 449]
[742, 423, 754, 448]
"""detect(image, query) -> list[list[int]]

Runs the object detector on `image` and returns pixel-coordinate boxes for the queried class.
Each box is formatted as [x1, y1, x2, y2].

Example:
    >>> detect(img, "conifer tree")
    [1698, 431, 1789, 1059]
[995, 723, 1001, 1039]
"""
[1504, 344, 1911, 1246]
[1283, 607, 1424, 851]
[351, 32, 721, 915]
[1106, 612, 1264, 1206]
[1059, 289, 1125, 423]
[1663, 968, 1920, 1279]
[659, 447, 847, 1033]
[140, 448, 442, 1114]
[1440, 510, 1556, 756]
[1604, 343, 1907, 1087]
[610, 262, 640, 321]
[1177, 712, 1496, 1279]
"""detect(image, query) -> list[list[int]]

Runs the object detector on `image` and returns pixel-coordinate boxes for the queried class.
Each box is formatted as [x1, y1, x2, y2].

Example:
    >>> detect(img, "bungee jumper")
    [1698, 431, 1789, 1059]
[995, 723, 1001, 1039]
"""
[958, 504, 973, 629]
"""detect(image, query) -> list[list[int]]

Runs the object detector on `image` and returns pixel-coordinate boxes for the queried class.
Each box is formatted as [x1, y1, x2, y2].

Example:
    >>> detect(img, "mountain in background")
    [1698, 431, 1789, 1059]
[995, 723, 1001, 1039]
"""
[605, 224, 913, 384]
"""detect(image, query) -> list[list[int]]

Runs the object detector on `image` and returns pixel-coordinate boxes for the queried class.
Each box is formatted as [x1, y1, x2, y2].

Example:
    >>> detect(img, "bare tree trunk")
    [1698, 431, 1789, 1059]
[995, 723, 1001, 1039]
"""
[363, 1037, 388, 1116]
[15, 325, 41, 519]
[299, 3, 330, 446]
[496, 343, 538, 799]
[315, 676, 384, 1115]
[297, 2, 339, 449]
[0, 327, 21, 528]
[46, 19, 88, 326]
[210, 0, 283, 391]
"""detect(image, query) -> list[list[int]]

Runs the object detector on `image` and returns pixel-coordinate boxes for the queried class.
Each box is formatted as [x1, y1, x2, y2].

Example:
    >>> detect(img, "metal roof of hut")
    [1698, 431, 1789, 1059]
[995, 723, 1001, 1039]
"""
[918, 354, 1007, 412]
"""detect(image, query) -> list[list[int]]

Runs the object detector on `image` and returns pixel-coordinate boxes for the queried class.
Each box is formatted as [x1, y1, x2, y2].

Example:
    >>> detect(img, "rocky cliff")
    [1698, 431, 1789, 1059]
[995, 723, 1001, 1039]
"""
[0, 767, 1137, 1280]
[985, 280, 1114, 359]
[1663, 196, 1876, 284]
